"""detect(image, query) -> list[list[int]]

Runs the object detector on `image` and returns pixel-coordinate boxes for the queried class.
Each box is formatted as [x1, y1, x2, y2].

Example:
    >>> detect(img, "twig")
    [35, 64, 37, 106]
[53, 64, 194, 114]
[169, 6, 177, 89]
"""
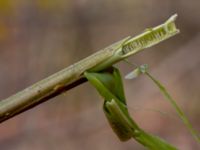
[0, 14, 179, 123]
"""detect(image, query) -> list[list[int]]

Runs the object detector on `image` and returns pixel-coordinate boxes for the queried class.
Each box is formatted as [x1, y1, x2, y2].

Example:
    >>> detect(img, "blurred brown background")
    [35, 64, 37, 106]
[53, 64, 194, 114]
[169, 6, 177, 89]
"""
[0, 0, 199, 150]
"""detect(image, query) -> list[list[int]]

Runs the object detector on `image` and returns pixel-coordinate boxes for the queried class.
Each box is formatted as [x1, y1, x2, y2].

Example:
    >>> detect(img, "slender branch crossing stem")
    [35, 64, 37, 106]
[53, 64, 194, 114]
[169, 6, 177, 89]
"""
[0, 15, 179, 123]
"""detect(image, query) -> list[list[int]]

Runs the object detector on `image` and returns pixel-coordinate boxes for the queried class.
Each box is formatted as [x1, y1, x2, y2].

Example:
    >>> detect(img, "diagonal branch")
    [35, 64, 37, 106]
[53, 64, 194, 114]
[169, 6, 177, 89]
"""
[0, 14, 179, 123]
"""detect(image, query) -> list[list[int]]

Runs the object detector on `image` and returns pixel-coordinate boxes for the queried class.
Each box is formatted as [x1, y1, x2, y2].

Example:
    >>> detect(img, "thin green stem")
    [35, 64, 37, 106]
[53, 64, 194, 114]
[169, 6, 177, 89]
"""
[145, 72, 200, 143]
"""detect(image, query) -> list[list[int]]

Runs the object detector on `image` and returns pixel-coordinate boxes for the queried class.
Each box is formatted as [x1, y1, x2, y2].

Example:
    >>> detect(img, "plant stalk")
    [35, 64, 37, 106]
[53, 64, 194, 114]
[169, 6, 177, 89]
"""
[0, 14, 179, 123]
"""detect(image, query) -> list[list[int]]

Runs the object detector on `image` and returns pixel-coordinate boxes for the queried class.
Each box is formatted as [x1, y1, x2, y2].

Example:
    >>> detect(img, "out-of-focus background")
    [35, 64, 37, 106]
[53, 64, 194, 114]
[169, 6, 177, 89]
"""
[0, 0, 199, 150]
